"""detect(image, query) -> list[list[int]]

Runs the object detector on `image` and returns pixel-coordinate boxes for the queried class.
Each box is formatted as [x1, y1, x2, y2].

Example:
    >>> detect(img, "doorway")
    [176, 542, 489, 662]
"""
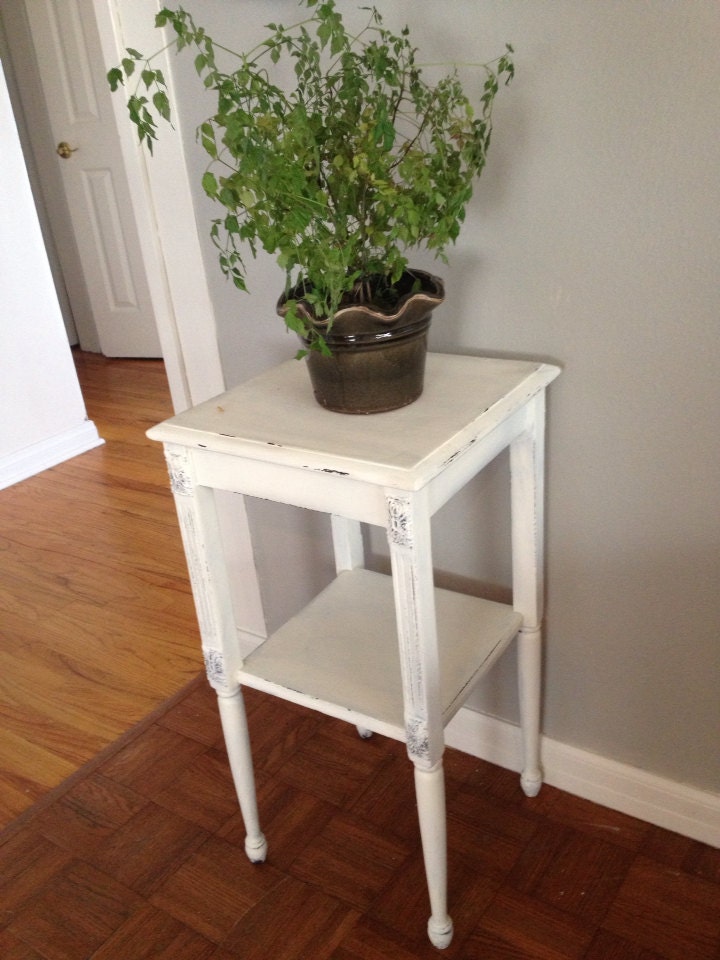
[0, 0, 161, 358]
[1, 0, 225, 415]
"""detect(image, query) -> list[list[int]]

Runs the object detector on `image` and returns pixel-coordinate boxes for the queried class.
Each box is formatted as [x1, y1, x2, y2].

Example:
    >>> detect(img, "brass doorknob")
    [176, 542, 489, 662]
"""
[56, 141, 78, 159]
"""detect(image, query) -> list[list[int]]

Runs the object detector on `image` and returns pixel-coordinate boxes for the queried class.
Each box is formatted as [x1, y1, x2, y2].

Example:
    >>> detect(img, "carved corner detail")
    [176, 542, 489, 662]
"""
[387, 496, 413, 547]
[203, 648, 226, 688]
[165, 450, 193, 497]
[406, 716, 430, 763]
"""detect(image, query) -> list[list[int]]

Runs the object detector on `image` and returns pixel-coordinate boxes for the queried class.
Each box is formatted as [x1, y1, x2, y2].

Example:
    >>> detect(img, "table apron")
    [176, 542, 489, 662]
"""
[175, 402, 533, 527]
[191, 450, 388, 524]
[427, 405, 533, 515]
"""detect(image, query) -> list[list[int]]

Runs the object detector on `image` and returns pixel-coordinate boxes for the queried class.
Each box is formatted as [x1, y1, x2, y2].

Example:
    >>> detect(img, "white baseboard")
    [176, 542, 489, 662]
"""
[0, 420, 104, 490]
[446, 706, 720, 849]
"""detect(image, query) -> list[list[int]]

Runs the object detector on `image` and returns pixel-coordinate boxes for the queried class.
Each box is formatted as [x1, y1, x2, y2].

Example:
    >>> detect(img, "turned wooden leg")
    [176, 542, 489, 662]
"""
[216, 688, 267, 863]
[517, 625, 543, 797]
[414, 762, 454, 949]
[510, 394, 547, 798]
[385, 491, 453, 948]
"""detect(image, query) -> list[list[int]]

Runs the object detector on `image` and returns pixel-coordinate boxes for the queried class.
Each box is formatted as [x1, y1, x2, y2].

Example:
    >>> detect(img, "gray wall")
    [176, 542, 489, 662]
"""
[168, 1, 719, 794]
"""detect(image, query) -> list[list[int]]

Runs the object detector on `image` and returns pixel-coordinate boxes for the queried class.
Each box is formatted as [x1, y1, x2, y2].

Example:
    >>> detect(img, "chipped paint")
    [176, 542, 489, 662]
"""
[442, 436, 477, 467]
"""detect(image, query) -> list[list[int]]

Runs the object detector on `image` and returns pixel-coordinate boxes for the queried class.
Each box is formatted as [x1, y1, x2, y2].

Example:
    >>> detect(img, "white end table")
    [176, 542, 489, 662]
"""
[148, 353, 560, 949]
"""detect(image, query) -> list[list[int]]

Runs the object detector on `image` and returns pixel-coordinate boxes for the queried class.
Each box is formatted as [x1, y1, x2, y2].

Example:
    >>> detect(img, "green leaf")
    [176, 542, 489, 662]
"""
[107, 67, 123, 91]
[152, 90, 171, 122]
[199, 122, 218, 159]
[202, 171, 219, 198]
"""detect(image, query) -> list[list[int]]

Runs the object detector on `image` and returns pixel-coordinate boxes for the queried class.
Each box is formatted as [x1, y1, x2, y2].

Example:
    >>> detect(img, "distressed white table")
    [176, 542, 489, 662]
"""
[148, 353, 560, 949]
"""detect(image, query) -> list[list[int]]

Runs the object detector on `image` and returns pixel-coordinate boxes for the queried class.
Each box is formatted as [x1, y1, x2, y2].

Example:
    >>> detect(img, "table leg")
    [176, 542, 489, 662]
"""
[415, 763, 454, 949]
[163, 444, 267, 860]
[386, 491, 453, 948]
[510, 393, 547, 797]
[331, 514, 364, 572]
[217, 688, 268, 862]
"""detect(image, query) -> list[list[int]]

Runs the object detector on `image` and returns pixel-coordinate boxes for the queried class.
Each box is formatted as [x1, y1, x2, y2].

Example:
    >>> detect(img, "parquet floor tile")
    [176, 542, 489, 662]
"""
[219, 874, 360, 960]
[289, 812, 414, 910]
[601, 855, 720, 960]
[90, 905, 217, 960]
[7, 860, 144, 960]
[464, 885, 596, 959]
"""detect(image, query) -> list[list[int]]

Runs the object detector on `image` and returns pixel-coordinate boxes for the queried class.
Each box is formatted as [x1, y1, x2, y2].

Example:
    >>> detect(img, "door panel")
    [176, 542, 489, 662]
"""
[22, 0, 161, 357]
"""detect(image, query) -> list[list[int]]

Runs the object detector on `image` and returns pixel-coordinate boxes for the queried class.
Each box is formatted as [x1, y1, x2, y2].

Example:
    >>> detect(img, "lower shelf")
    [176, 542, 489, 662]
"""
[236, 568, 522, 740]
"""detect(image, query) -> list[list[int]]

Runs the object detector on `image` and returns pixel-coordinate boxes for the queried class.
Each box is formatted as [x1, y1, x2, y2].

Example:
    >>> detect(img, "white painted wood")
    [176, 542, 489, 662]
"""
[510, 394, 545, 628]
[510, 392, 547, 796]
[163, 445, 244, 690]
[101, 0, 227, 409]
[214, 492, 268, 649]
[385, 491, 444, 769]
[147, 355, 559, 488]
[20, 0, 161, 357]
[445, 707, 720, 849]
[237, 568, 520, 738]
[189, 451, 386, 525]
[150, 354, 560, 946]
[0, 5, 82, 344]
[217, 689, 267, 863]
[331, 515, 365, 572]
[3, 0, 225, 411]
[415, 764, 454, 949]
[163, 442, 268, 862]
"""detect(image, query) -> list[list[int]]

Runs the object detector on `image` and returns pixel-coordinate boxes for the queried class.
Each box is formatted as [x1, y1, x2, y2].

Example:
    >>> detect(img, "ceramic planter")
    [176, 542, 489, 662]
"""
[277, 270, 445, 414]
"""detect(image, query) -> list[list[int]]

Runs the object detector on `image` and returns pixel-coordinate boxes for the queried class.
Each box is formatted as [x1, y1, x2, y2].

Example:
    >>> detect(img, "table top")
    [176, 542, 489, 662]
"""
[148, 353, 560, 488]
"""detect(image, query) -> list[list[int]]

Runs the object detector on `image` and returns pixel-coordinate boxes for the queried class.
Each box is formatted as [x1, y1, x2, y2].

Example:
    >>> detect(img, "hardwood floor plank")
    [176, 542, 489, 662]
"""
[7, 860, 143, 960]
[31, 772, 147, 858]
[506, 821, 634, 924]
[0, 929, 47, 960]
[150, 835, 285, 943]
[218, 874, 360, 959]
[465, 886, 596, 960]
[601, 855, 720, 960]
[0, 353, 203, 827]
[289, 811, 414, 911]
[90, 904, 217, 960]
[87, 802, 210, 897]
[0, 728, 78, 820]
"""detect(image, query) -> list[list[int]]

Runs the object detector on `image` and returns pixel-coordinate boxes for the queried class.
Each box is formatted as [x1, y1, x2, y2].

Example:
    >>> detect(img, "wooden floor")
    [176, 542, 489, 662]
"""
[0, 351, 201, 825]
[1, 353, 720, 959]
[2, 681, 720, 960]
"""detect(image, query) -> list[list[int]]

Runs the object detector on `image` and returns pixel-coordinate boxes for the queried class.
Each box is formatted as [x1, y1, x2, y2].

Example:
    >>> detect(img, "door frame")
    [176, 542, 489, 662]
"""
[2, 0, 225, 411]
[96, 0, 225, 409]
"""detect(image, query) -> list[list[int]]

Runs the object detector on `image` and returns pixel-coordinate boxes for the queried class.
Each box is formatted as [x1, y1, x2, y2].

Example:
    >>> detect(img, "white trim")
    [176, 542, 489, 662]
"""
[446, 707, 720, 849]
[0, 421, 104, 490]
[98, 0, 226, 410]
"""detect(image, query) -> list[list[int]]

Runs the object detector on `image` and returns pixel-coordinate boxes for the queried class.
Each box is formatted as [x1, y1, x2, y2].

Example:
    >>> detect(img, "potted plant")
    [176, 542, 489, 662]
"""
[109, 1, 513, 412]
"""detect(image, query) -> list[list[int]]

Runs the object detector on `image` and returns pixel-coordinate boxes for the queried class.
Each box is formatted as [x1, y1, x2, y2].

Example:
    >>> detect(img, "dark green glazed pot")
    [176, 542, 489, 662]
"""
[277, 270, 444, 414]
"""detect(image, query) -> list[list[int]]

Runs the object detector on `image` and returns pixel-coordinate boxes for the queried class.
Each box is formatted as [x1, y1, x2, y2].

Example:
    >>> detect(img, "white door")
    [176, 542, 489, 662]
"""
[17, 0, 161, 357]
